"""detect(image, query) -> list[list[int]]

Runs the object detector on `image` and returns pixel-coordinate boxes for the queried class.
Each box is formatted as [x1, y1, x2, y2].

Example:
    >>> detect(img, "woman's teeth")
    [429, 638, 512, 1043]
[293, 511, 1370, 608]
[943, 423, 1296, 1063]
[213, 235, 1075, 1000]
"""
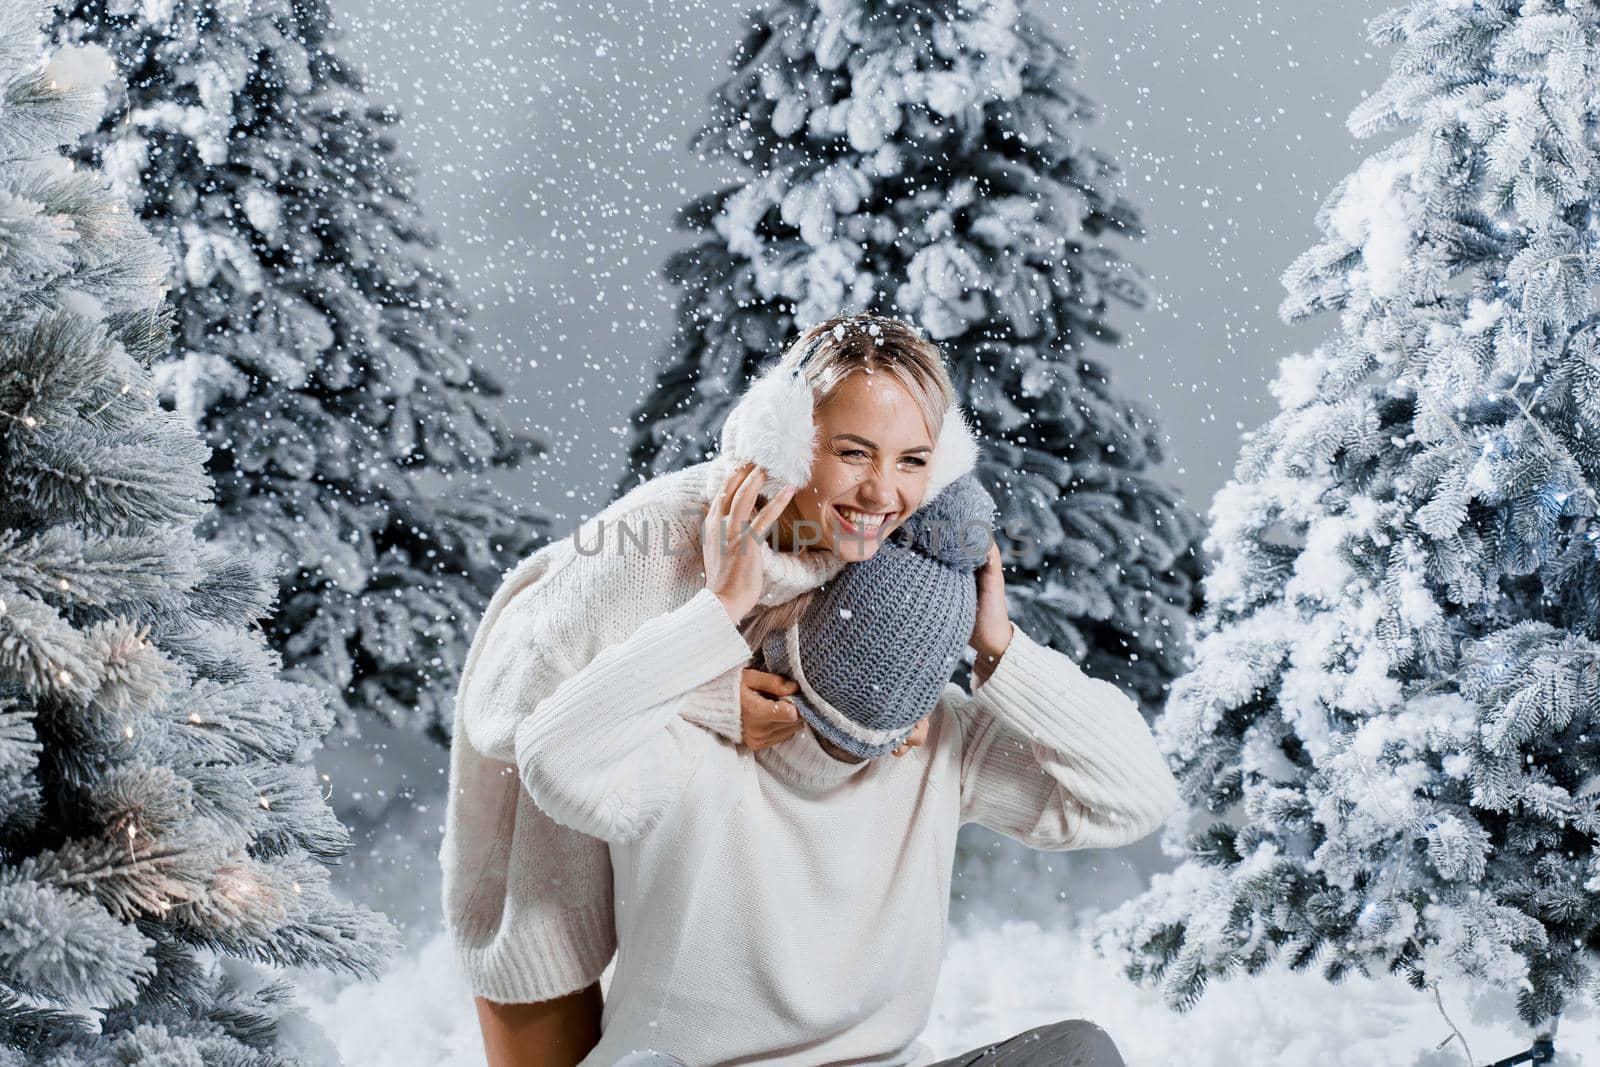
[835, 506, 890, 534]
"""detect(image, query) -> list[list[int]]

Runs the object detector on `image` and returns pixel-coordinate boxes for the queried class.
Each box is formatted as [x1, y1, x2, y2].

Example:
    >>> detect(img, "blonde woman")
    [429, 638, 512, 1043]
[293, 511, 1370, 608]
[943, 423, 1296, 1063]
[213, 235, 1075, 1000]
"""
[442, 313, 980, 1066]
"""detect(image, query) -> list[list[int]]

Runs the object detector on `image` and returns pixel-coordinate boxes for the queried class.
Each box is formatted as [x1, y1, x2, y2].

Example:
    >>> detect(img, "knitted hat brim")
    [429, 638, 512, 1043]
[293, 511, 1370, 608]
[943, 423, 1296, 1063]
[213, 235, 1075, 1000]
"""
[783, 624, 913, 760]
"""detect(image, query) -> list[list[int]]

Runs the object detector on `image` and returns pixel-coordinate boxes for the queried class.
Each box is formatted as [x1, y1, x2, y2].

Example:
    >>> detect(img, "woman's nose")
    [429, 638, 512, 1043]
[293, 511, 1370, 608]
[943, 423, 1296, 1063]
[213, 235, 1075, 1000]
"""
[854, 472, 898, 511]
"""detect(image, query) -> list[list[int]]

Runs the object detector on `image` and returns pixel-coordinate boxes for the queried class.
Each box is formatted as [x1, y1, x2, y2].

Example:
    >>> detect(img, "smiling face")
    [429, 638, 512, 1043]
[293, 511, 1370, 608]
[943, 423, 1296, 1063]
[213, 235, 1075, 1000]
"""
[775, 369, 936, 563]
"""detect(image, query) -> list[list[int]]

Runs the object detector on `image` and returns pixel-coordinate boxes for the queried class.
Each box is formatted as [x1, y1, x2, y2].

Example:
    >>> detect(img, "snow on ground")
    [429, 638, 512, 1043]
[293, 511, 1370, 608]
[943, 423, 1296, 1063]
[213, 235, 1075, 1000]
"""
[299, 785, 1593, 1065]
[294, 915, 1596, 1067]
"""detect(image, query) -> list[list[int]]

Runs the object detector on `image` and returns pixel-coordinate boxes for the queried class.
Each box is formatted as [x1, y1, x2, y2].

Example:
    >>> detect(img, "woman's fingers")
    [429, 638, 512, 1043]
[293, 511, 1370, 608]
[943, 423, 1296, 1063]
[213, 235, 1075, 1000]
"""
[711, 460, 750, 521]
[751, 481, 797, 541]
[710, 461, 761, 539]
[726, 462, 794, 538]
[892, 715, 932, 757]
[745, 669, 799, 697]
[739, 668, 803, 751]
[757, 697, 798, 741]
[729, 464, 766, 528]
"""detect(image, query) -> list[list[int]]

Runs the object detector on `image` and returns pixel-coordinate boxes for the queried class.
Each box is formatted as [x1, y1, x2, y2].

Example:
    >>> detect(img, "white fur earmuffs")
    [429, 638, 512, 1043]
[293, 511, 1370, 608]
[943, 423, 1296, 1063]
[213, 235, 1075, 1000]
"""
[716, 355, 981, 501]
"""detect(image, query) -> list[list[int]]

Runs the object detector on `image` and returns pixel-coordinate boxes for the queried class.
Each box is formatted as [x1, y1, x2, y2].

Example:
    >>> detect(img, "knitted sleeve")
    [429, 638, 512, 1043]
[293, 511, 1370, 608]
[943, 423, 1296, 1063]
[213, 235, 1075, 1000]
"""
[456, 509, 748, 767]
[456, 547, 585, 765]
[949, 622, 1180, 851]
[515, 588, 754, 843]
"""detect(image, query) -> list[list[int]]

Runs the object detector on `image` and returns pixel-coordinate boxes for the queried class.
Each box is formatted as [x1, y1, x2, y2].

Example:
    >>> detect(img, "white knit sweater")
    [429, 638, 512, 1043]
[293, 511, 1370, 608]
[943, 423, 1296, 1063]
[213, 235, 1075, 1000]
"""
[441, 453, 846, 1003]
[514, 584, 1179, 1066]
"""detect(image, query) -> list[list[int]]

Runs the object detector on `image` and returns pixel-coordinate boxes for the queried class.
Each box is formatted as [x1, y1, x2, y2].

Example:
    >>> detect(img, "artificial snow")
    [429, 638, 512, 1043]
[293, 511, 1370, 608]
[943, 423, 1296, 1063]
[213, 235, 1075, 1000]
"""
[41, 41, 116, 101]
[1328, 147, 1424, 301]
[297, 915, 1597, 1066]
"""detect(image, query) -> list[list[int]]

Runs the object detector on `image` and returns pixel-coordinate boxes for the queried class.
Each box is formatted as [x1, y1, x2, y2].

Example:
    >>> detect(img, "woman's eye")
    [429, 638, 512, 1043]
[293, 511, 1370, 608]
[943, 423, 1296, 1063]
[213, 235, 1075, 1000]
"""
[839, 449, 925, 467]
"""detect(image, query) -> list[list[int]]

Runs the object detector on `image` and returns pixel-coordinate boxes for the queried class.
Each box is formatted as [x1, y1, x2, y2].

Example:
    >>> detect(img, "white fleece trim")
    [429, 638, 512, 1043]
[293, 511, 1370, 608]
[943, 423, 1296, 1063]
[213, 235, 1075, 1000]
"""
[923, 401, 980, 501]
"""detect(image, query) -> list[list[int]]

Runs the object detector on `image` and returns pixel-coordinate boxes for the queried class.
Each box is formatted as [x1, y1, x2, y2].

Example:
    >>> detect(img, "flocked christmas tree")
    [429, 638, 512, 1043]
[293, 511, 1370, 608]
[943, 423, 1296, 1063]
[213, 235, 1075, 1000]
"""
[0, 9, 395, 1060]
[1098, 2, 1600, 1055]
[48, 0, 554, 743]
[617, 0, 1203, 716]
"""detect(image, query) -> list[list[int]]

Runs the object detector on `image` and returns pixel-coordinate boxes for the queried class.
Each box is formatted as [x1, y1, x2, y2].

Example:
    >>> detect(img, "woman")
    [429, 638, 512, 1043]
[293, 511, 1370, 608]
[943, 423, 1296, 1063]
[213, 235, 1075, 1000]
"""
[513, 460, 1176, 1063]
[442, 313, 978, 1065]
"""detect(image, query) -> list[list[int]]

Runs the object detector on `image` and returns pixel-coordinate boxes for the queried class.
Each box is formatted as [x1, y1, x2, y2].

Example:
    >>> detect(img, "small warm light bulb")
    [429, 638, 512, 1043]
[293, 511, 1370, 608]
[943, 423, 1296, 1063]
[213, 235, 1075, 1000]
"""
[188, 712, 202, 723]
[20, 416, 36, 428]
[123, 724, 133, 739]
[258, 796, 271, 809]
[58, 669, 72, 685]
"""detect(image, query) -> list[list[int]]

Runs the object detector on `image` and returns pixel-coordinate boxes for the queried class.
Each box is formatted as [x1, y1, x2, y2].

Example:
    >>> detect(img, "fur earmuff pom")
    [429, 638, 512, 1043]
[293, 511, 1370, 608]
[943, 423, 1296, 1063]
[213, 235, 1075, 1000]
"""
[923, 402, 980, 501]
[717, 366, 818, 491]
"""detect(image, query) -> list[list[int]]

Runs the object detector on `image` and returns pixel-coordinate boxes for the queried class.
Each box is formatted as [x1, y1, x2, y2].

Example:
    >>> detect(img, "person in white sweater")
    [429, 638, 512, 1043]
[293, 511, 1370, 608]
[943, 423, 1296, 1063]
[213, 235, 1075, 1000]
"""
[444, 313, 989, 1064]
[511, 461, 1178, 1065]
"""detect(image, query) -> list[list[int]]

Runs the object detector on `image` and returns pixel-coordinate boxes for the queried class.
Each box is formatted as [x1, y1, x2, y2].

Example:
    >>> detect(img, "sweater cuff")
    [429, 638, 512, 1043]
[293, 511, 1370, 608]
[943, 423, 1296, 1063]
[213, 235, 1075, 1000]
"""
[676, 663, 746, 745]
[455, 896, 617, 1005]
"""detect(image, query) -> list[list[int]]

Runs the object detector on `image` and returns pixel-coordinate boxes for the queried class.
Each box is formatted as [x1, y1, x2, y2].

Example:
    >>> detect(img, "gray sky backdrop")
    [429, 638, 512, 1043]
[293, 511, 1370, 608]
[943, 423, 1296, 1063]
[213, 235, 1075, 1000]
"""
[336, 0, 1396, 531]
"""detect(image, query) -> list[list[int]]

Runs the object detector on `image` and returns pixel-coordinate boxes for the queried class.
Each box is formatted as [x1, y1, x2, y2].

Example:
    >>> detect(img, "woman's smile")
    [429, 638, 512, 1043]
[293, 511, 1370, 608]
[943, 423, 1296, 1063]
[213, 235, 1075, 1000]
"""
[832, 504, 894, 537]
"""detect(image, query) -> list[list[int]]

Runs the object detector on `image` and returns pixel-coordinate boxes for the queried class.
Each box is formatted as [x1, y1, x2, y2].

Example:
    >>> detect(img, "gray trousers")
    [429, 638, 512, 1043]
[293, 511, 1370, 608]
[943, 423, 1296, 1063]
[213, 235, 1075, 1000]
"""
[609, 1018, 1126, 1066]
[924, 1019, 1126, 1066]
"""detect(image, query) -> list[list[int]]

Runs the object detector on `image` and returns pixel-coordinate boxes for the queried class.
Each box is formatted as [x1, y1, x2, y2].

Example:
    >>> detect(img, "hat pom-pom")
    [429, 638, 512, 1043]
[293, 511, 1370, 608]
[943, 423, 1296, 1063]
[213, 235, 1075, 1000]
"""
[894, 473, 994, 571]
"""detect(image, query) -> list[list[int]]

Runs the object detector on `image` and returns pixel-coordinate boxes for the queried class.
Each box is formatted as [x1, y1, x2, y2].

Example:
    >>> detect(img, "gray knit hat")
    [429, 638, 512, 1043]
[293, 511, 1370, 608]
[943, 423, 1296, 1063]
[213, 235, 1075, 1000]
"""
[760, 472, 996, 760]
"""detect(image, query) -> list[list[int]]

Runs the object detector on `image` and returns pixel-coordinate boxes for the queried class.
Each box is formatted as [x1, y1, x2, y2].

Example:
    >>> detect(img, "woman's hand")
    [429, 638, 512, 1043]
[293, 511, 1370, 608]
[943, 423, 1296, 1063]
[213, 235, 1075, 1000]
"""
[970, 540, 1012, 684]
[740, 668, 803, 750]
[703, 461, 798, 624]
[890, 716, 930, 757]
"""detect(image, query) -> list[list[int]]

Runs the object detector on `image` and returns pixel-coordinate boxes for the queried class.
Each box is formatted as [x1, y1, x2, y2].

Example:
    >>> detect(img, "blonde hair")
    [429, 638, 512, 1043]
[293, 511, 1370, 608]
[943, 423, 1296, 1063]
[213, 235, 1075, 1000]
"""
[738, 312, 955, 653]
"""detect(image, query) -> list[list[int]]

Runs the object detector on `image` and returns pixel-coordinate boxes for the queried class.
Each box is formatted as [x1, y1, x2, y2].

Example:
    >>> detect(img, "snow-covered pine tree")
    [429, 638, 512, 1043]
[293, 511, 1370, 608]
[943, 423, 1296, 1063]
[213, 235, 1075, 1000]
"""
[49, 0, 553, 743]
[1098, 1, 1600, 1047]
[0, 10, 395, 1061]
[616, 0, 1203, 714]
